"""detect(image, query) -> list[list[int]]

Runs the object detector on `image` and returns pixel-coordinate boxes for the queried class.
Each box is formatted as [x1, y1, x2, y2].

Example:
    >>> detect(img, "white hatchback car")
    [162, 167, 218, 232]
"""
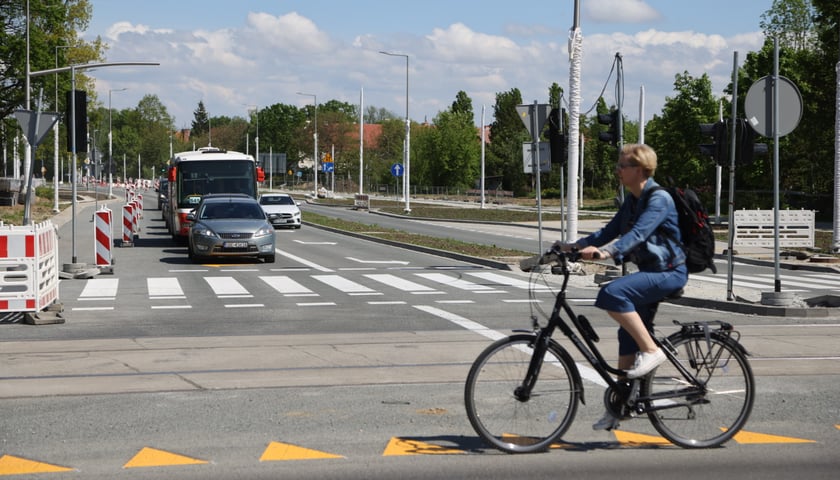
[259, 193, 302, 229]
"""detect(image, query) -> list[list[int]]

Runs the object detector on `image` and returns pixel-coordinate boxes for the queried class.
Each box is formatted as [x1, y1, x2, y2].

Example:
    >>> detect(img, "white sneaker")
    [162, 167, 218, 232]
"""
[592, 411, 620, 431]
[626, 348, 666, 379]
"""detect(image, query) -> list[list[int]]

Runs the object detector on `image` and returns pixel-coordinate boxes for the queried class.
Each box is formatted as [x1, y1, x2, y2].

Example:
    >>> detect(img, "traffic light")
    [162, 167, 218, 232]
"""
[736, 119, 768, 166]
[598, 109, 620, 147]
[699, 120, 727, 165]
[65, 90, 87, 153]
[547, 107, 567, 165]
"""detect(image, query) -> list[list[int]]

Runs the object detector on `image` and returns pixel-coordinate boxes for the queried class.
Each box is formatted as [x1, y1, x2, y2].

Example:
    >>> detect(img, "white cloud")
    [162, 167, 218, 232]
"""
[88, 8, 767, 129]
[425, 23, 523, 64]
[244, 11, 334, 55]
[104, 21, 172, 41]
[585, 0, 663, 24]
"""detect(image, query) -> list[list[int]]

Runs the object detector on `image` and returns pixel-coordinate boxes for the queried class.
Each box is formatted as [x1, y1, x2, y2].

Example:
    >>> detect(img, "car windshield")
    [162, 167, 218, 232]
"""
[200, 202, 265, 220]
[260, 196, 294, 206]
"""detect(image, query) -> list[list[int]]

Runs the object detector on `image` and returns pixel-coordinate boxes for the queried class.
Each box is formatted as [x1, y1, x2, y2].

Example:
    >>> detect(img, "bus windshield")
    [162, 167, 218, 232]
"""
[177, 160, 256, 207]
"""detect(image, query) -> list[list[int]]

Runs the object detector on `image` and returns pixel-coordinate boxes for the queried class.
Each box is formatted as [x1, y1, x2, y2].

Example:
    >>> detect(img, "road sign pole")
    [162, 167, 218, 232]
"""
[532, 101, 543, 252]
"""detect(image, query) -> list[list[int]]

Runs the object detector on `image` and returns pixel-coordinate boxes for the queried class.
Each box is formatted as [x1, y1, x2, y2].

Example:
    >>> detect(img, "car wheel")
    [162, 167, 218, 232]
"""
[295, 225, 301, 229]
[188, 245, 201, 263]
[263, 254, 276, 264]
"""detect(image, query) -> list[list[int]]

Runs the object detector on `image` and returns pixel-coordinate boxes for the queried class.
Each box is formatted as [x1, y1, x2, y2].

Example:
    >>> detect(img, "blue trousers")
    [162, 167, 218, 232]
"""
[594, 265, 688, 355]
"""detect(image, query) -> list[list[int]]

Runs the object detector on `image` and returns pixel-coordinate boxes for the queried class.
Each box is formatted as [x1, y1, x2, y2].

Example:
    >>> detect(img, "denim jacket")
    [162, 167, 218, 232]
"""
[578, 178, 686, 272]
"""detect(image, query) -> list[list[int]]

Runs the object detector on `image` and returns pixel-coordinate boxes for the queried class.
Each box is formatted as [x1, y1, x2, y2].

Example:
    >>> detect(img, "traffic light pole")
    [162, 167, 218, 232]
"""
[725, 52, 739, 302]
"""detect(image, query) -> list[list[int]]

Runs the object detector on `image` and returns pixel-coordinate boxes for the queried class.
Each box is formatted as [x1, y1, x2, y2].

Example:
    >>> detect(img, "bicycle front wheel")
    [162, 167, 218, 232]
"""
[643, 331, 754, 448]
[464, 334, 580, 453]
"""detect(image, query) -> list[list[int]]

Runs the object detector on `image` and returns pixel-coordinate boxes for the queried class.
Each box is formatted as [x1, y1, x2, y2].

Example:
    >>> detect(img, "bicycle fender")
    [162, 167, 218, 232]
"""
[549, 340, 586, 405]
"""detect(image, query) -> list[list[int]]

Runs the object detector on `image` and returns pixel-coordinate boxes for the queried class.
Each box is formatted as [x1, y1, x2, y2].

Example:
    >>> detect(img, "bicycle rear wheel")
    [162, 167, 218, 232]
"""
[643, 331, 754, 448]
[464, 334, 579, 453]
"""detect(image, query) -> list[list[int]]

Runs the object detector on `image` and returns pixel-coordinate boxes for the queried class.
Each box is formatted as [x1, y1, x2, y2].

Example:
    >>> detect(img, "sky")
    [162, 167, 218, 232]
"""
[81, 0, 773, 130]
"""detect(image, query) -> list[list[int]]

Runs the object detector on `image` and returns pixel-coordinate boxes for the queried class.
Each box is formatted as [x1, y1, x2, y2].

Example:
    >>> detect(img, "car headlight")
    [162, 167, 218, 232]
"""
[193, 225, 218, 238]
[254, 226, 274, 238]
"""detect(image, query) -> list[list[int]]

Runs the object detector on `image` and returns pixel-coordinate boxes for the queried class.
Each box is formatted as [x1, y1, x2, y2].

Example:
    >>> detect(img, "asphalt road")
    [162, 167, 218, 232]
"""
[0, 193, 837, 479]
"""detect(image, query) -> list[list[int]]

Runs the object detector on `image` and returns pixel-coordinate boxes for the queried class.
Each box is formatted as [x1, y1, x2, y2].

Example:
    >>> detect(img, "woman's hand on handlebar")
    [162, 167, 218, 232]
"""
[578, 245, 609, 261]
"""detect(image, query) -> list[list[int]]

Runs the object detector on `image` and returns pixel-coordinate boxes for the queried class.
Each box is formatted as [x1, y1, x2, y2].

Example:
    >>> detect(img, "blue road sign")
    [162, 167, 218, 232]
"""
[391, 163, 404, 177]
[322, 162, 335, 173]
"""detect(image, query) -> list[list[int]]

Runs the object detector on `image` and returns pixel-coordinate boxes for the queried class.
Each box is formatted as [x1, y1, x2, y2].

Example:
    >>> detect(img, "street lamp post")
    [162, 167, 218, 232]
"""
[379, 51, 410, 213]
[108, 87, 127, 199]
[53, 45, 73, 213]
[296, 92, 318, 197]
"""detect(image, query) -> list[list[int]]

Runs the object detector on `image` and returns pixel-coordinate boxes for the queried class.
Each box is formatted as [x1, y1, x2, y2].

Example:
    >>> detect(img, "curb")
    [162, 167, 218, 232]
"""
[665, 296, 837, 318]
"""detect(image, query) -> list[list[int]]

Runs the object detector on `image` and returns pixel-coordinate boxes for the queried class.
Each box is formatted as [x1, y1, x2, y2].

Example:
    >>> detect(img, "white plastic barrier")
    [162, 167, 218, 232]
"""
[734, 209, 815, 248]
[0, 220, 60, 313]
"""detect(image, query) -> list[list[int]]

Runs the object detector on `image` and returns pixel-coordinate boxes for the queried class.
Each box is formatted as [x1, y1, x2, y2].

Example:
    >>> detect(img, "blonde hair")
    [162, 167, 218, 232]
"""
[621, 144, 657, 177]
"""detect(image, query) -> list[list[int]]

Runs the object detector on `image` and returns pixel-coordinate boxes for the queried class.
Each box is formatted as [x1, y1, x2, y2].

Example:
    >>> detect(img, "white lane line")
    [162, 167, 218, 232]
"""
[465, 271, 550, 291]
[414, 272, 500, 292]
[148, 277, 184, 299]
[260, 275, 316, 296]
[414, 305, 606, 388]
[346, 257, 410, 265]
[275, 249, 334, 272]
[204, 276, 252, 297]
[312, 274, 380, 295]
[364, 273, 444, 295]
[79, 278, 119, 299]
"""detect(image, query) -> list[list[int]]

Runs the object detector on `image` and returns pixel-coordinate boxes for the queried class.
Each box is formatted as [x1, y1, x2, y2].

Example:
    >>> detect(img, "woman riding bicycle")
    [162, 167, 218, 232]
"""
[555, 143, 687, 431]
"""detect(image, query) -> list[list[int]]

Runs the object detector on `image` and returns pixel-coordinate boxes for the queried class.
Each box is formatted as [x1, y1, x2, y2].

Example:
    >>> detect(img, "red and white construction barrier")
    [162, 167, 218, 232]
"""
[122, 203, 134, 246]
[94, 207, 113, 266]
[0, 220, 60, 313]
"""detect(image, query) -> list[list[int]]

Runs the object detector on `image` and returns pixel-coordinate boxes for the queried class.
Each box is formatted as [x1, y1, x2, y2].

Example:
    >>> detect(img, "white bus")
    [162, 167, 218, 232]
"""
[166, 147, 265, 241]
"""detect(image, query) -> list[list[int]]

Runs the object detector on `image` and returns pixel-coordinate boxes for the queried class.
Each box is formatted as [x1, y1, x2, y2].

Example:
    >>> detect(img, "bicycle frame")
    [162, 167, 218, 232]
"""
[519, 251, 709, 408]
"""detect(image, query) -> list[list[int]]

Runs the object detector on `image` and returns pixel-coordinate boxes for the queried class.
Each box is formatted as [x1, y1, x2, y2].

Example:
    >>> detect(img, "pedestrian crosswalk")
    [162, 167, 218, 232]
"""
[691, 271, 840, 293]
[65, 269, 840, 312]
[64, 269, 559, 312]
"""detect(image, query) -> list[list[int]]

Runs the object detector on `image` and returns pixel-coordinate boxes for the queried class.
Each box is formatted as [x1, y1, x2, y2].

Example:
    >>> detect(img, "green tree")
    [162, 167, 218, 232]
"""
[413, 93, 480, 190]
[450, 90, 473, 118]
[192, 101, 209, 136]
[760, 0, 816, 51]
[369, 118, 405, 186]
[645, 72, 720, 188]
[487, 88, 528, 194]
[1, 0, 104, 181]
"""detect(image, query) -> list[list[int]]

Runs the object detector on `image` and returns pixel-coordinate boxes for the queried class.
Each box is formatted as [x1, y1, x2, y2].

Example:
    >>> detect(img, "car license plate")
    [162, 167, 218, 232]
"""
[224, 242, 248, 248]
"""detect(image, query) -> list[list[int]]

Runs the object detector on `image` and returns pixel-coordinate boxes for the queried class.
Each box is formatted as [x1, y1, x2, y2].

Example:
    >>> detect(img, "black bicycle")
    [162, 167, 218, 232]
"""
[464, 247, 754, 453]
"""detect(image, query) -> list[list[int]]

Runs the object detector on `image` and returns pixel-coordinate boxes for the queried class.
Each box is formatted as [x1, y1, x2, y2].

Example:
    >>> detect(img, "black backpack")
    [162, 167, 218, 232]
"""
[643, 186, 717, 274]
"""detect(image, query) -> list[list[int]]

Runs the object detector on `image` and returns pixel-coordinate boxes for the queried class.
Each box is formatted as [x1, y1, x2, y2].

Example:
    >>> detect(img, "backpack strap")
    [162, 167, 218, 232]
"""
[637, 186, 681, 267]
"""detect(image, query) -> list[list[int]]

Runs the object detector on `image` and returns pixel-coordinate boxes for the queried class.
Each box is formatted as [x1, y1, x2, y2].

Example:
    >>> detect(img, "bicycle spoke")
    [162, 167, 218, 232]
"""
[465, 335, 578, 453]
[644, 332, 754, 448]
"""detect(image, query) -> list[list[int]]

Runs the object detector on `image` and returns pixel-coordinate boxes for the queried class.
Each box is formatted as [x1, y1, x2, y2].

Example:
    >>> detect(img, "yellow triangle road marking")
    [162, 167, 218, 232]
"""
[613, 430, 672, 446]
[260, 442, 344, 461]
[0, 455, 73, 475]
[123, 447, 208, 469]
[731, 430, 816, 444]
[382, 437, 465, 456]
